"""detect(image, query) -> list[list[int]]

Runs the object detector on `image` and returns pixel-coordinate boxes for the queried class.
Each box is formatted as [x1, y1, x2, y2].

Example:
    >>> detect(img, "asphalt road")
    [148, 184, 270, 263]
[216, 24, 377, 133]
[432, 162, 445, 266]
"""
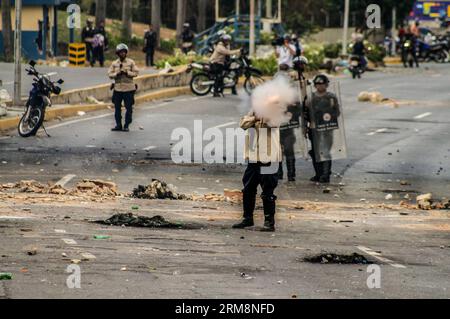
[0, 63, 156, 97]
[0, 63, 449, 299]
[1, 63, 449, 203]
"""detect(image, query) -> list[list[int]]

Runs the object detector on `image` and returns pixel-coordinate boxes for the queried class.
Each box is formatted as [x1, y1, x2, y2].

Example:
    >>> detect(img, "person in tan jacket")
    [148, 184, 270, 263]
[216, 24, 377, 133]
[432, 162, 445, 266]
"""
[233, 109, 282, 232]
[209, 34, 240, 97]
[108, 43, 139, 132]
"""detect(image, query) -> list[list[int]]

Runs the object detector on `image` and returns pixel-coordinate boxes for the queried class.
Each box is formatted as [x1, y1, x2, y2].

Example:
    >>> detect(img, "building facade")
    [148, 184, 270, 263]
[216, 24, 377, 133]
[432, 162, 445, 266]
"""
[0, 0, 72, 60]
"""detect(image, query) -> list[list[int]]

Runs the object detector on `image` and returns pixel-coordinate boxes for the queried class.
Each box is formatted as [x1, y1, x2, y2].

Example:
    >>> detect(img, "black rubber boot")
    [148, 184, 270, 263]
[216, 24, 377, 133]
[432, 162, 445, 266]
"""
[260, 197, 276, 232]
[277, 163, 284, 180]
[286, 158, 296, 182]
[233, 192, 256, 229]
[319, 161, 332, 184]
[309, 150, 320, 182]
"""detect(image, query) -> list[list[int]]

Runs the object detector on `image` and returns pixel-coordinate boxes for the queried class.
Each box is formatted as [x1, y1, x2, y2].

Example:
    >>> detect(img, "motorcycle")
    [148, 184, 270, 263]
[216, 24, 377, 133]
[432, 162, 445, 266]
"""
[348, 55, 365, 79]
[18, 60, 64, 137]
[187, 50, 264, 96]
[401, 39, 417, 68]
[418, 37, 450, 63]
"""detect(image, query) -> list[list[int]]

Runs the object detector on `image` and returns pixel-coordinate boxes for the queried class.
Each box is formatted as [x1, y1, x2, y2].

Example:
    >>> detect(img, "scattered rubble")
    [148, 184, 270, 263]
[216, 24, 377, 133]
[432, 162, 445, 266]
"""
[97, 213, 185, 229]
[358, 91, 383, 103]
[132, 179, 188, 200]
[0, 179, 119, 200]
[303, 253, 372, 264]
[417, 193, 450, 210]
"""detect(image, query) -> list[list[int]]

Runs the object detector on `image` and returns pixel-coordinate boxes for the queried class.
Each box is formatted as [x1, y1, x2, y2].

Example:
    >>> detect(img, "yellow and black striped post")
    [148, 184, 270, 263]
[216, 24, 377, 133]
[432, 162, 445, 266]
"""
[68, 43, 86, 67]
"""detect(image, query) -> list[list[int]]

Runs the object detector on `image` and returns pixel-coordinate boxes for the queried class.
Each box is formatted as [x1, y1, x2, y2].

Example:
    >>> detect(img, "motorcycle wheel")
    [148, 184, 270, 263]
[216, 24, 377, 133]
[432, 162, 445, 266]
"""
[244, 74, 265, 95]
[437, 51, 449, 63]
[190, 73, 213, 96]
[18, 105, 45, 137]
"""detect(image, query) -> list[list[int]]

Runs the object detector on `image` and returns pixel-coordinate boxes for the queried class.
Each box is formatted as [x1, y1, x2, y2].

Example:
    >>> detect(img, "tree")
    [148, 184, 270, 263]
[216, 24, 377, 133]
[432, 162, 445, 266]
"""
[197, 0, 207, 32]
[95, 0, 107, 27]
[176, 0, 187, 46]
[151, 0, 161, 48]
[1, 0, 13, 61]
[122, 0, 133, 39]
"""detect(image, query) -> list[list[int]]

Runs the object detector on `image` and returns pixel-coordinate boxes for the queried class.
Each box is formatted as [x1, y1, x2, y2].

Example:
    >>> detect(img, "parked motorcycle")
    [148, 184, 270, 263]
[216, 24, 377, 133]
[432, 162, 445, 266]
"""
[18, 60, 64, 137]
[418, 37, 450, 63]
[348, 55, 365, 79]
[187, 50, 264, 96]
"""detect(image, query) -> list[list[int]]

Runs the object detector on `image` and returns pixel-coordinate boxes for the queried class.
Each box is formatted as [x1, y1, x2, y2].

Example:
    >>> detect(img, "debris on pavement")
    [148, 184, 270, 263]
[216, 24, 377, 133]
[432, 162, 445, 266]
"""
[0, 273, 13, 280]
[416, 193, 450, 210]
[358, 91, 383, 103]
[132, 179, 188, 200]
[97, 213, 184, 229]
[93, 235, 111, 240]
[303, 253, 372, 264]
[0, 179, 119, 200]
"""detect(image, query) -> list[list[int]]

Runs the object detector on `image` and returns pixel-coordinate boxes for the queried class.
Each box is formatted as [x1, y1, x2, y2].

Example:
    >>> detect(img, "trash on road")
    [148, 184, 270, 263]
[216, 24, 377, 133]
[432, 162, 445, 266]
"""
[303, 253, 372, 264]
[93, 235, 111, 240]
[97, 213, 184, 229]
[132, 179, 188, 200]
[0, 273, 13, 280]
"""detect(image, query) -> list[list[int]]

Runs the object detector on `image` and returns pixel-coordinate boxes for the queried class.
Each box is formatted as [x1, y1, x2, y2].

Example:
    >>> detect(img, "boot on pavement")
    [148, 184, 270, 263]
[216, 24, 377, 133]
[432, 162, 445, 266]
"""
[233, 192, 256, 229]
[260, 196, 276, 232]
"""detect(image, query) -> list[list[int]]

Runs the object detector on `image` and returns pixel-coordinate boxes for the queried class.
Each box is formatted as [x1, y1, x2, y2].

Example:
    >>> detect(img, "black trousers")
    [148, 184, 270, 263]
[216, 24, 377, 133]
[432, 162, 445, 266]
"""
[242, 162, 279, 219]
[112, 91, 135, 128]
[92, 46, 104, 67]
[211, 63, 224, 94]
[145, 47, 155, 66]
[309, 136, 332, 179]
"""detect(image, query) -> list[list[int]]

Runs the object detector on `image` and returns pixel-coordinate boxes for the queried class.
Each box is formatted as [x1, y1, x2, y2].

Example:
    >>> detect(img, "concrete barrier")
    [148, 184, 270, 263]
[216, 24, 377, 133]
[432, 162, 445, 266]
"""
[51, 67, 191, 105]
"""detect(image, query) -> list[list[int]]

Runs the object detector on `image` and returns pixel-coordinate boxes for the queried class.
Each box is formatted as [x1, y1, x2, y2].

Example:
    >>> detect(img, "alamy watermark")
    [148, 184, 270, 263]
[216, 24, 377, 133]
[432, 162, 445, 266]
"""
[66, 264, 81, 289]
[366, 264, 381, 289]
[366, 4, 381, 29]
[170, 120, 278, 174]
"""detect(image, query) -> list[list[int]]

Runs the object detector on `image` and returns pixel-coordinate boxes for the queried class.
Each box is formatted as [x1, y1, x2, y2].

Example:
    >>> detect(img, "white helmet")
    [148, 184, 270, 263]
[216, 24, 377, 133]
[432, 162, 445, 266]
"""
[217, 30, 227, 37]
[221, 34, 232, 42]
[116, 43, 129, 53]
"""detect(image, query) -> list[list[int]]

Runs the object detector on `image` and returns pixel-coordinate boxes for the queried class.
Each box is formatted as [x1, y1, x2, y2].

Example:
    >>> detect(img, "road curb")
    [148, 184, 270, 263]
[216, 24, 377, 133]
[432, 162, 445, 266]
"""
[0, 86, 191, 134]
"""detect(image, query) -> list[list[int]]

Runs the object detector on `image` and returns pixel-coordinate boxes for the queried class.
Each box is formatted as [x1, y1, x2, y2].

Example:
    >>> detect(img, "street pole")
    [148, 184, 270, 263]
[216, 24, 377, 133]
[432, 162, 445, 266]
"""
[342, 0, 350, 57]
[392, 6, 397, 55]
[14, 0, 23, 106]
[249, 0, 256, 56]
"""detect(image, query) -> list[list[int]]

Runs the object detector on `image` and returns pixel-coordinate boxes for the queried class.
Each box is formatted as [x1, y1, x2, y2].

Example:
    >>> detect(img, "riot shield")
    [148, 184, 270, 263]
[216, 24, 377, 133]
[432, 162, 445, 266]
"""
[307, 81, 348, 162]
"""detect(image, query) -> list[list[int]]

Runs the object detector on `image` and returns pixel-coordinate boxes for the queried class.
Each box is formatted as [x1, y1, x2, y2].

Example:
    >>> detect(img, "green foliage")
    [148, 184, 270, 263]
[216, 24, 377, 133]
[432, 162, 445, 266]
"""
[251, 55, 279, 76]
[323, 43, 342, 59]
[303, 43, 325, 70]
[154, 50, 204, 69]
[160, 39, 177, 54]
[260, 32, 275, 46]
[284, 12, 322, 37]
[365, 42, 386, 63]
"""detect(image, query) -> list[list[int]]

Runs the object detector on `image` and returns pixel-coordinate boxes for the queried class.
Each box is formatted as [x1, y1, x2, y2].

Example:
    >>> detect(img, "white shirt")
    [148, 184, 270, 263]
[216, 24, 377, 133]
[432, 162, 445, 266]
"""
[276, 44, 296, 67]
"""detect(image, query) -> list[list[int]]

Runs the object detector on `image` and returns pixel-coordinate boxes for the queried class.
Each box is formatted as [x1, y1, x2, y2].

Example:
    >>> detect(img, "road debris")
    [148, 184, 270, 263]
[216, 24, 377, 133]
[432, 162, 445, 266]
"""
[303, 253, 372, 264]
[93, 235, 111, 240]
[97, 213, 185, 229]
[132, 179, 188, 200]
[0, 179, 119, 199]
[0, 273, 13, 280]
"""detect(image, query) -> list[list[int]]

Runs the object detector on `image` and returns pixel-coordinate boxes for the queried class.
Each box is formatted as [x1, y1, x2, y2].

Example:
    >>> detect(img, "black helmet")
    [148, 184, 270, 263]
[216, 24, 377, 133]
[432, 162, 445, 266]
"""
[313, 74, 330, 85]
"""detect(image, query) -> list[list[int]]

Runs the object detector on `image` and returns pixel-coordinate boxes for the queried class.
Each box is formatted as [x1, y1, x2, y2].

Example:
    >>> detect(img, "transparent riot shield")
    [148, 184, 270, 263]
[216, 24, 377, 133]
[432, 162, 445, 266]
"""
[307, 80, 348, 162]
[295, 75, 311, 159]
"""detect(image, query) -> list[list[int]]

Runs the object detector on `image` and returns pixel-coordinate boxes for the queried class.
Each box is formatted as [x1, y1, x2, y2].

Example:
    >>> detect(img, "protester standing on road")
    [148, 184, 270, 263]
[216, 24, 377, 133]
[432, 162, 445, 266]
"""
[209, 34, 240, 97]
[108, 44, 139, 132]
[91, 31, 105, 67]
[306, 74, 340, 184]
[82, 18, 96, 66]
[144, 24, 158, 67]
[275, 34, 297, 70]
[181, 23, 195, 54]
